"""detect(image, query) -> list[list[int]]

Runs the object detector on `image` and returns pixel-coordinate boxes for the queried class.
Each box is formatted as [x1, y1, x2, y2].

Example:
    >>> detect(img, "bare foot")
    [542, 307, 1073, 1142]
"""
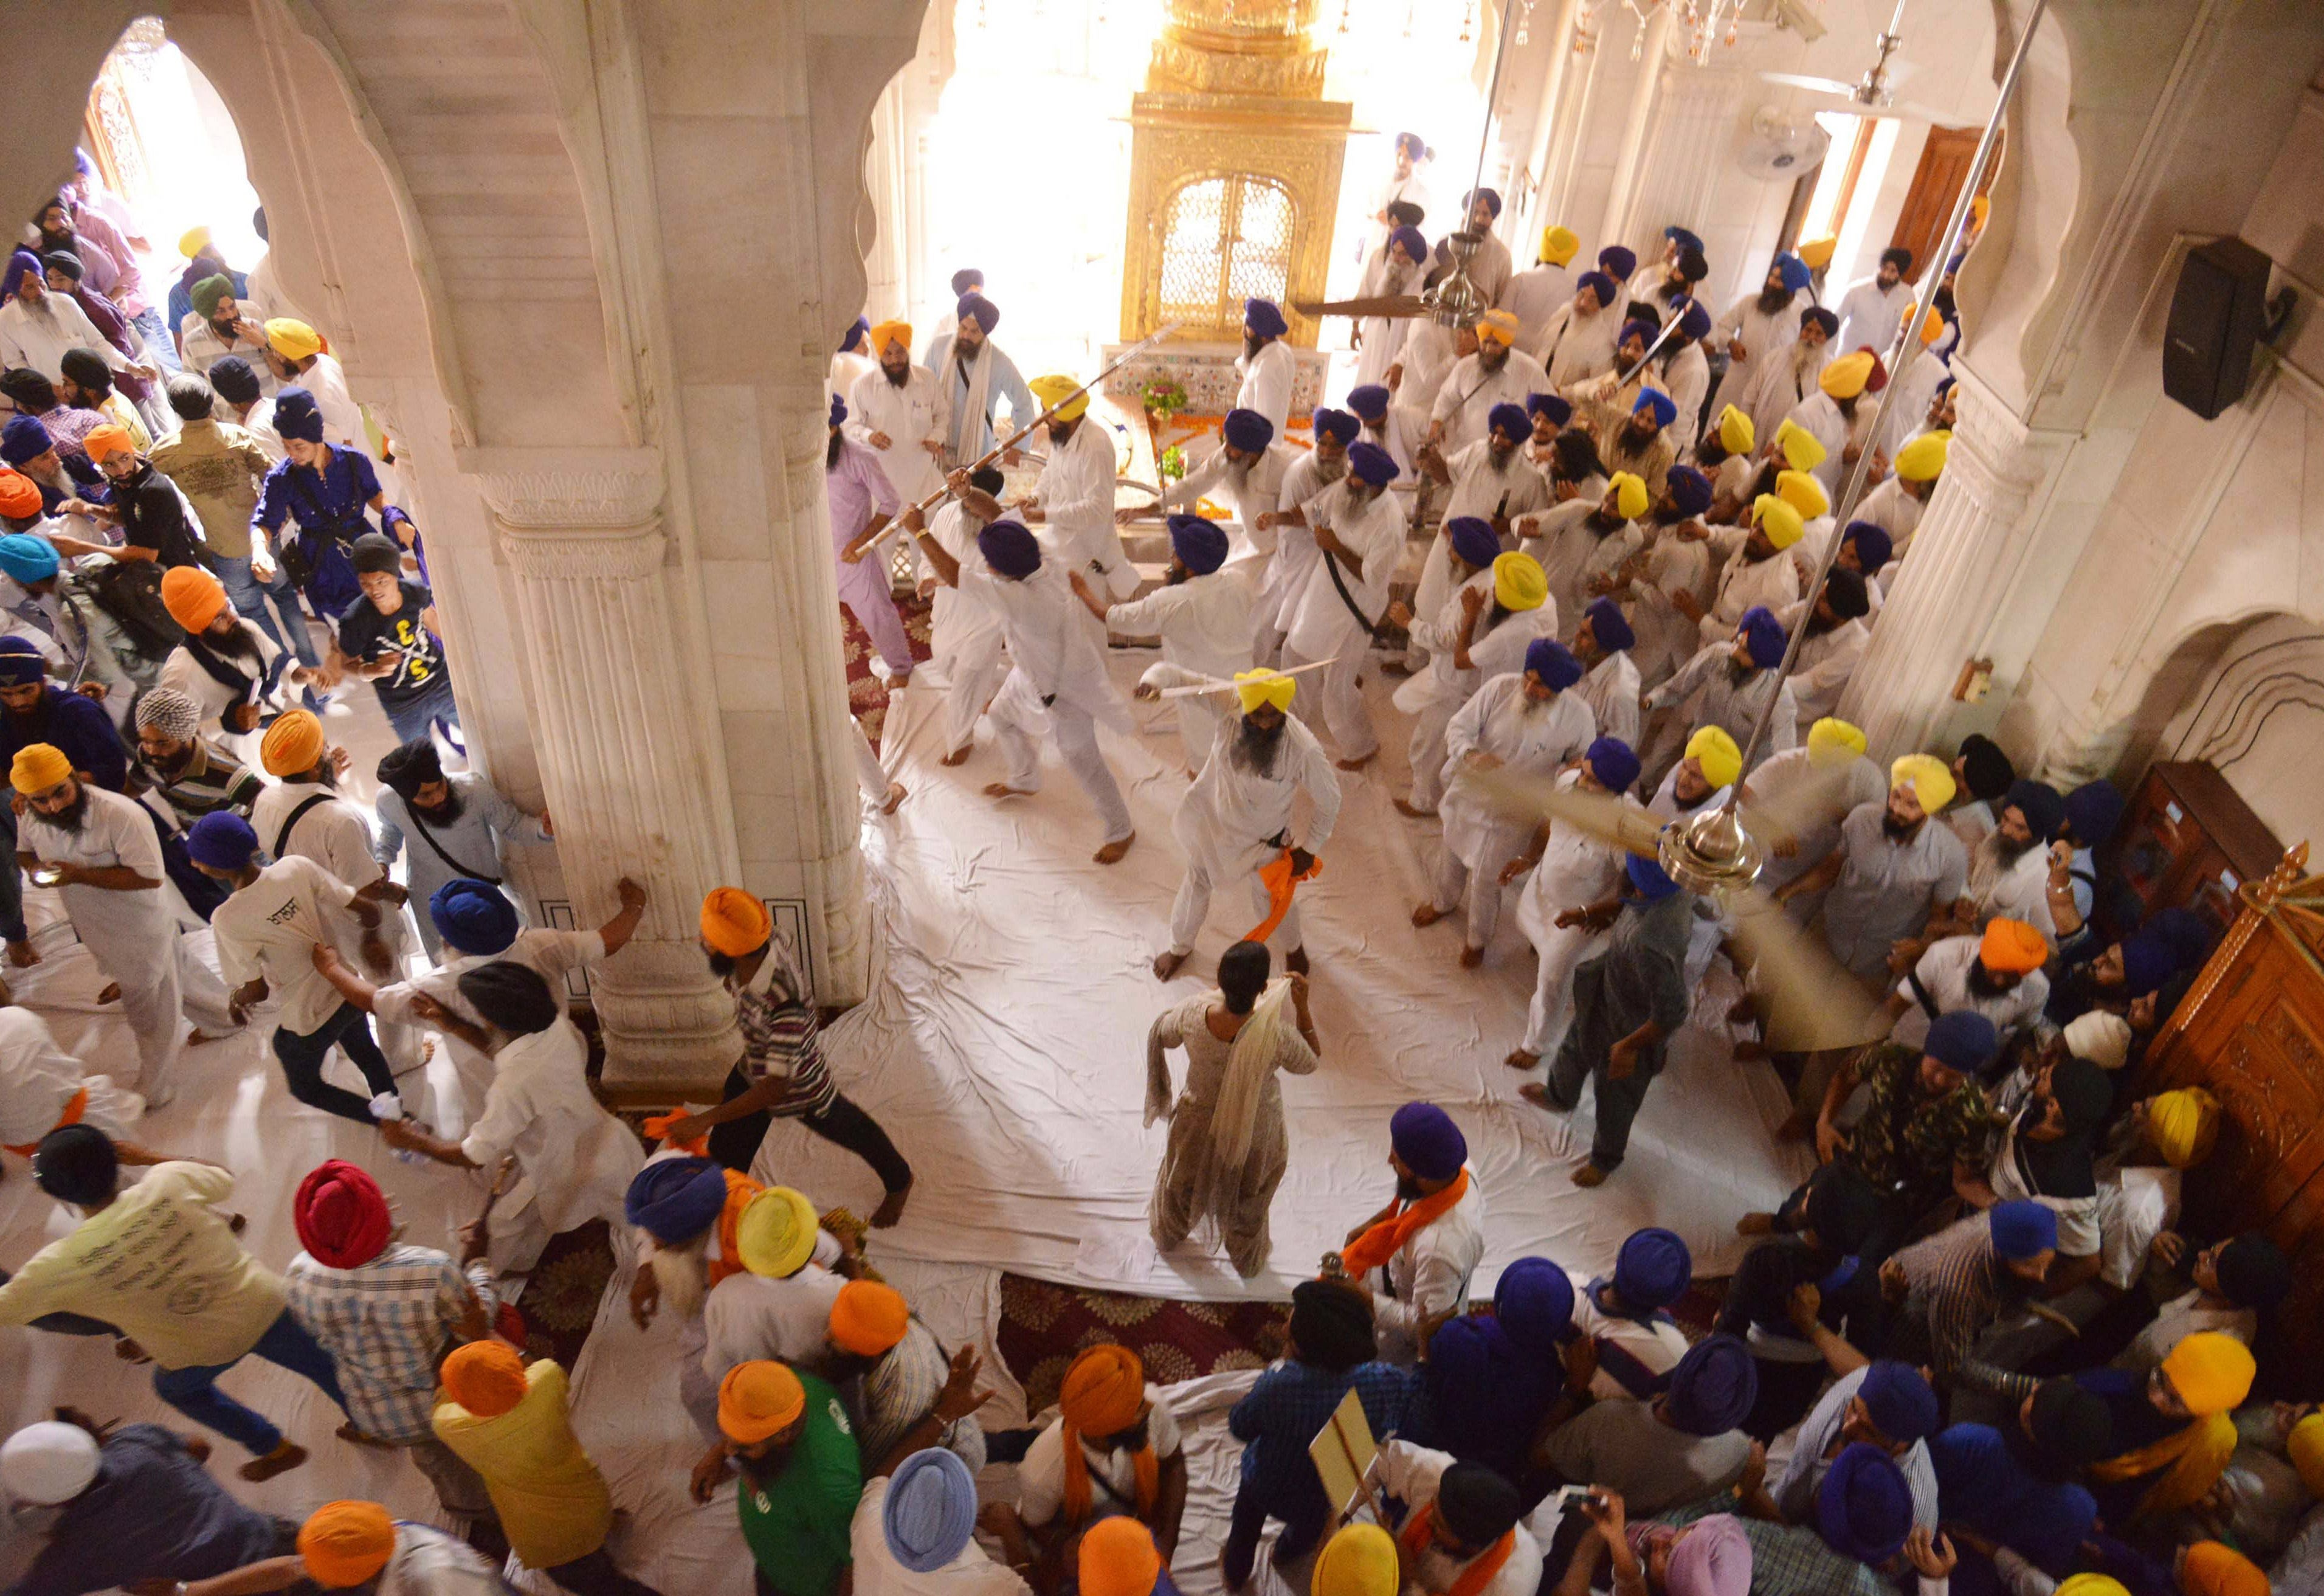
[336, 1423, 396, 1450]
[1519, 1083, 1570, 1114]
[7, 939, 39, 968]
[1334, 751, 1378, 772]
[95, 981, 121, 1004]
[1458, 945, 1484, 969]
[869, 1181, 912, 1228]
[1391, 798, 1434, 819]
[1378, 660, 1416, 678]
[889, 670, 912, 689]
[1774, 1110, 1814, 1144]
[227, 1212, 247, 1234]
[1152, 949, 1188, 981]
[1410, 903, 1444, 928]
[983, 782, 1036, 800]
[1283, 947, 1310, 976]
[940, 747, 973, 767]
[1504, 1048, 1540, 1071]
[186, 1029, 226, 1047]
[1570, 1162, 1610, 1189]
[880, 782, 908, 815]
[1094, 832, 1136, 865]
[1736, 1212, 1777, 1237]
[239, 1442, 308, 1482]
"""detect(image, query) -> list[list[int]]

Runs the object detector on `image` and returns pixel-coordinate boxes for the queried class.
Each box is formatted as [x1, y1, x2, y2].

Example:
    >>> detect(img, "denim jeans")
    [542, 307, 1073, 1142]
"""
[0, 801, 21, 944]
[151, 1308, 347, 1455]
[129, 307, 181, 373]
[381, 675, 461, 747]
[274, 1001, 400, 1123]
[213, 552, 320, 668]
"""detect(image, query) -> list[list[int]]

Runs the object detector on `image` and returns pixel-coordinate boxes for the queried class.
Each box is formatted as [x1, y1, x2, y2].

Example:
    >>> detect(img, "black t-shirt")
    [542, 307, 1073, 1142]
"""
[116, 464, 202, 568]
[336, 579, 449, 708]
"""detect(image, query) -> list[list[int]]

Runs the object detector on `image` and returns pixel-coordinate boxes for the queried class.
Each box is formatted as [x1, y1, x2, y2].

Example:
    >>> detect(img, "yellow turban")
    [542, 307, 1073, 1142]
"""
[1821, 351, 1875, 399]
[1774, 418, 1827, 472]
[1920, 308, 1949, 347]
[1717, 404, 1754, 455]
[1751, 494, 1804, 551]
[299, 1501, 397, 1589]
[440, 1339, 529, 1417]
[867, 319, 912, 358]
[2148, 1086, 2219, 1169]
[260, 709, 326, 776]
[2288, 1412, 2324, 1496]
[735, 1184, 818, 1277]
[1492, 552, 1548, 612]
[1889, 753, 1956, 814]
[1686, 725, 1743, 789]
[1233, 668, 1297, 714]
[1970, 195, 1990, 229]
[1079, 1518, 1163, 1596]
[700, 886, 773, 957]
[9, 744, 73, 795]
[161, 565, 230, 634]
[828, 1280, 911, 1356]
[1475, 309, 1520, 347]
[178, 226, 213, 259]
[2053, 1581, 2129, 1596]
[1608, 471, 1649, 521]
[1895, 429, 1950, 482]
[1807, 717, 1867, 767]
[265, 318, 324, 362]
[1775, 469, 1829, 519]
[719, 1360, 805, 1442]
[1028, 374, 1090, 423]
[1313, 1524, 1399, 1596]
[1796, 235, 1836, 271]
[2179, 1542, 2267, 1596]
[2160, 1332, 2256, 1417]
[1539, 226, 1581, 268]
[1058, 1344, 1146, 1435]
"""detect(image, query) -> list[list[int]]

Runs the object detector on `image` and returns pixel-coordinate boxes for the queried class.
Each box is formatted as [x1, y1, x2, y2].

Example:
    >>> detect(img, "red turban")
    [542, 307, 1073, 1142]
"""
[294, 1160, 393, 1268]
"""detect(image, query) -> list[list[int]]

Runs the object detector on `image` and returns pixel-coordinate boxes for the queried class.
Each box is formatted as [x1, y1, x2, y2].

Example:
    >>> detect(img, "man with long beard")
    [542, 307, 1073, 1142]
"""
[0, 260, 149, 390]
[12, 744, 184, 1105]
[1237, 299, 1298, 441]
[1595, 387, 1678, 496]
[1252, 409, 1358, 666]
[1743, 307, 1838, 452]
[1531, 471, 1646, 637]
[1148, 407, 1292, 564]
[1686, 494, 1804, 651]
[154, 566, 315, 737]
[1410, 402, 1552, 670]
[1945, 779, 2067, 941]
[1387, 539, 1554, 818]
[1709, 254, 1810, 420]
[373, 737, 552, 962]
[1280, 442, 1405, 770]
[1353, 214, 1426, 390]
[1429, 311, 1549, 457]
[1880, 918, 2052, 1062]
[1018, 375, 1137, 605]
[1535, 270, 1622, 390]
[925, 291, 1035, 471]
[1147, 669, 1340, 983]
[827, 396, 915, 684]
[1776, 753, 1968, 983]
[0, 637, 128, 969]
[845, 319, 942, 506]
[1095, 514, 1253, 772]
[1782, 350, 1877, 500]
[1638, 606, 1797, 792]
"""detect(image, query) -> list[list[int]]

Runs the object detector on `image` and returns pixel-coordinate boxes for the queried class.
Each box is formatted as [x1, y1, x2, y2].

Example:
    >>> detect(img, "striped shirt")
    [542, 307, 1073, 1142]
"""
[729, 936, 836, 1116]
[283, 1244, 497, 1444]
[1891, 1218, 2029, 1399]
[135, 740, 263, 832]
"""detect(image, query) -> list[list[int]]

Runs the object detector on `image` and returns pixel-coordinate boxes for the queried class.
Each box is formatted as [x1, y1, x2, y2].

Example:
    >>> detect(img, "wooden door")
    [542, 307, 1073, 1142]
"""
[1887, 125, 2000, 283]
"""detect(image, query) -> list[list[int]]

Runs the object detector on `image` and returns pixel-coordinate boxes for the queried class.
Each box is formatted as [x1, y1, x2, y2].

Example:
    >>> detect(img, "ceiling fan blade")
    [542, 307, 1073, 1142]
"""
[1296, 295, 1428, 320]
[1760, 71, 1861, 95]
[1880, 98, 1973, 126]
[1735, 764, 1855, 848]
[1469, 768, 1664, 858]
[1723, 887, 1888, 1053]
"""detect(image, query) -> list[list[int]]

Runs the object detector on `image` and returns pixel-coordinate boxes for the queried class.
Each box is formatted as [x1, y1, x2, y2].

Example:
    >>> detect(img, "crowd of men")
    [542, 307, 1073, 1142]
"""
[0, 133, 2314, 1596]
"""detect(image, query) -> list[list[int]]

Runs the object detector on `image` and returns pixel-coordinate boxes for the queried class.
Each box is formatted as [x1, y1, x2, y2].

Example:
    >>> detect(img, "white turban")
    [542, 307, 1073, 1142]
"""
[1, 1422, 100, 1505]
[2064, 1010, 2133, 1071]
[134, 687, 202, 742]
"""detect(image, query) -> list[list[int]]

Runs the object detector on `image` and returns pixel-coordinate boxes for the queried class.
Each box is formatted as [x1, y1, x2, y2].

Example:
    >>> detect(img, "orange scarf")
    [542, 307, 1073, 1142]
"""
[1059, 1426, 1159, 1525]
[708, 1170, 764, 1287]
[1342, 1170, 1470, 1277]
[5, 1087, 85, 1158]
[2089, 1412, 2240, 1521]
[1398, 1504, 1515, 1596]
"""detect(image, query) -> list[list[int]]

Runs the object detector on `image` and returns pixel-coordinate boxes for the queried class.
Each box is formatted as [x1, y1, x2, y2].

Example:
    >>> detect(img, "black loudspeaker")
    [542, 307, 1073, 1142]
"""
[2162, 236, 2272, 420]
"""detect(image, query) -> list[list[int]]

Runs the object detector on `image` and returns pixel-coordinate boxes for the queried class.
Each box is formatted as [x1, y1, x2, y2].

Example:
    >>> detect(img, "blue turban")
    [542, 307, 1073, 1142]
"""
[1222, 408, 1274, 452]
[957, 292, 999, 333]
[1632, 388, 1678, 429]
[1774, 252, 1811, 293]
[1923, 1010, 1998, 1074]
[1312, 407, 1360, 445]
[1388, 225, 1429, 264]
[1583, 596, 1634, 652]
[1737, 605, 1785, 669]
[949, 268, 985, 297]
[1840, 521, 1892, 570]
[0, 534, 58, 583]
[1859, 1362, 1940, 1445]
[1346, 441, 1399, 486]
[1626, 854, 1680, 900]
[885, 1447, 978, 1573]
[1678, 299, 1712, 340]
[272, 387, 325, 444]
[186, 812, 259, 870]
[1576, 271, 1617, 307]
[1245, 298, 1288, 339]
[2063, 779, 2123, 847]
[1345, 385, 1390, 421]
[1447, 517, 1499, 572]
[838, 315, 869, 354]
[1612, 1227, 1691, 1308]
[1618, 318, 1660, 350]
[2, 416, 53, 466]
[1524, 637, 1582, 689]
[2012, 1481, 2097, 1575]
[1664, 465, 1712, 517]
[1585, 736, 1640, 795]
[1801, 306, 1840, 339]
[623, 1156, 728, 1245]
[976, 520, 1041, 578]
[1816, 1443, 1913, 1565]
[1525, 392, 1570, 424]
[1494, 1257, 1574, 1355]
[1167, 514, 1229, 576]
[1395, 131, 1427, 159]
[1465, 188, 1503, 219]
[829, 393, 847, 429]
[1598, 244, 1637, 280]
[1988, 1199, 2058, 1261]
[2119, 933, 2176, 998]
[1665, 226, 1704, 255]
[429, 879, 520, 956]
[1486, 402, 1529, 443]
[1934, 375, 1956, 396]
[1389, 1101, 1466, 1181]
[0, 635, 46, 686]
[2147, 907, 2212, 972]
[2003, 779, 2065, 843]
[1664, 1333, 1757, 1435]
[1925, 1424, 2020, 1527]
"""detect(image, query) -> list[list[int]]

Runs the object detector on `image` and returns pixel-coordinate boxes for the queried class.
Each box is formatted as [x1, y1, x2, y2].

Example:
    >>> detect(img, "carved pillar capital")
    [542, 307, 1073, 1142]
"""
[457, 445, 666, 530]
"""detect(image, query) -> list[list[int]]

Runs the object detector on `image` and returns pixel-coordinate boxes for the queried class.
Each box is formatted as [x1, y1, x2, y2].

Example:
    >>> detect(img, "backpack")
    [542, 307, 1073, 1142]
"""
[71, 556, 185, 666]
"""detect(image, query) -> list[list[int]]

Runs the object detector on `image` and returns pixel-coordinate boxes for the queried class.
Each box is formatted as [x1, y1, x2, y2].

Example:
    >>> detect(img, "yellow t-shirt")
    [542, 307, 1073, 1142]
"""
[433, 1360, 612, 1569]
[0, 1162, 284, 1369]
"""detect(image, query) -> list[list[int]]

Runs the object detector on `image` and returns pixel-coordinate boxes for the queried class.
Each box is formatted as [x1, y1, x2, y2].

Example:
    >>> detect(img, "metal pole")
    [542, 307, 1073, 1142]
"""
[1724, 0, 2047, 787]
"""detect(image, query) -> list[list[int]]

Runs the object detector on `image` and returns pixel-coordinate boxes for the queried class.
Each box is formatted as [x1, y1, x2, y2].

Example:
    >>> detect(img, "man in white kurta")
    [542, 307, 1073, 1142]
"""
[1775, 571, 1872, 736]
[0, 275, 147, 387]
[1429, 311, 1549, 456]
[1740, 718, 1887, 906]
[1412, 643, 1596, 962]
[917, 468, 1010, 765]
[1346, 1104, 1487, 1366]
[1019, 378, 1136, 601]
[848, 320, 944, 506]
[1373, 1441, 1544, 1596]
[1452, 188, 1516, 306]
[1653, 299, 1714, 454]
[1387, 534, 1556, 816]
[1092, 514, 1253, 770]
[12, 753, 182, 1106]
[1236, 299, 1298, 441]
[1409, 401, 1553, 662]
[1742, 307, 1836, 449]
[1280, 443, 1405, 769]
[1639, 609, 1798, 791]
[1534, 271, 1624, 391]
[1498, 224, 1579, 352]
[1835, 249, 1915, 362]
[1145, 670, 1341, 981]
[1390, 319, 1463, 423]
[1695, 494, 1806, 651]
[1532, 474, 1647, 634]
[1353, 224, 1429, 389]
[1506, 739, 1641, 1068]
[1709, 257, 1810, 420]
[1249, 412, 1358, 668]
[1153, 408, 1291, 562]
[1570, 597, 1643, 750]
[925, 294, 1036, 470]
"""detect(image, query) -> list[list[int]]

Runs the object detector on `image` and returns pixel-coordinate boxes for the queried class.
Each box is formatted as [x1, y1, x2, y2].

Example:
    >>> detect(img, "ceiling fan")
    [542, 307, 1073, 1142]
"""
[1759, 0, 1967, 125]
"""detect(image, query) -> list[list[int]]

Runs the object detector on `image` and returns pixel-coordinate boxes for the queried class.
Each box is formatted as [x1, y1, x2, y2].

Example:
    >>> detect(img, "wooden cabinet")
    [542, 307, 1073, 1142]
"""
[2098, 761, 2283, 946]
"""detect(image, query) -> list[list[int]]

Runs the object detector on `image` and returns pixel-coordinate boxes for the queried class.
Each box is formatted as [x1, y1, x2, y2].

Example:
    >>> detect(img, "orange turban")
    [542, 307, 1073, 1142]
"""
[829, 1280, 910, 1356]
[868, 320, 912, 359]
[260, 708, 325, 776]
[10, 744, 72, 796]
[1058, 1345, 1154, 1522]
[2179, 1542, 2267, 1596]
[440, 1341, 529, 1417]
[1979, 918, 2048, 974]
[1079, 1517, 1163, 1596]
[299, 1501, 397, 1588]
[700, 886, 773, 957]
[2160, 1333, 2255, 1417]
[0, 471, 40, 518]
[719, 1360, 805, 1442]
[81, 426, 134, 465]
[161, 565, 230, 634]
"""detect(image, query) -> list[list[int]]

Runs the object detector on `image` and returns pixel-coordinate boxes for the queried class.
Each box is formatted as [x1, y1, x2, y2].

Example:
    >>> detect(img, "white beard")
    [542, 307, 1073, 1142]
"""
[647, 1234, 709, 1321]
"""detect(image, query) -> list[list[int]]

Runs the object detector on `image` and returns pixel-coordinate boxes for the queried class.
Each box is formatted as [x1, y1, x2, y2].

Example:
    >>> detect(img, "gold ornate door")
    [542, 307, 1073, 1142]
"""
[1150, 174, 1297, 340]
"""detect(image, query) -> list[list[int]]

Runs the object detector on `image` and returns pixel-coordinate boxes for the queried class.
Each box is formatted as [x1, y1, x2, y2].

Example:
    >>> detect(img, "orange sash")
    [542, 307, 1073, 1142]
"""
[1059, 1427, 1159, 1525]
[1341, 1170, 1470, 1278]
[6, 1087, 86, 1158]
[708, 1170, 764, 1287]
[1398, 1504, 1515, 1596]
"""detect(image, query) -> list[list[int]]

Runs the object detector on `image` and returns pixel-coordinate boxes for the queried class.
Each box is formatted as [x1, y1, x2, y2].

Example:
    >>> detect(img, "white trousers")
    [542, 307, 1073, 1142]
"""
[939, 628, 1009, 756]
[1522, 924, 1604, 1057]
[989, 679, 1136, 844]
[1168, 846, 1304, 957]
[1430, 845, 1503, 950]
[1404, 701, 1457, 812]
[1282, 643, 1376, 762]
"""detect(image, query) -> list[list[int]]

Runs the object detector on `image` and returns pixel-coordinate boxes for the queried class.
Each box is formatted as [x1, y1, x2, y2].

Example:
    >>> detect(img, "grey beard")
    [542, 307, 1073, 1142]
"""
[1725, 658, 1757, 687]
[1318, 455, 1350, 483]
[1978, 831, 2037, 874]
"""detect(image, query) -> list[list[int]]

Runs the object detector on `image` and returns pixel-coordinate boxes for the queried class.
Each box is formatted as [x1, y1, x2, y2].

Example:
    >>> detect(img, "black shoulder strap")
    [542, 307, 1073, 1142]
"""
[272, 792, 336, 861]
[1322, 550, 1381, 639]
[1905, 967, 1943, 1023]
[403, 801, 502, 885]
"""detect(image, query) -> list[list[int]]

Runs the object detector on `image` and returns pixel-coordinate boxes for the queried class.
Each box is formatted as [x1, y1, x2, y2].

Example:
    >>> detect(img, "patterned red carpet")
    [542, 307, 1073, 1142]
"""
[840, 591, 936, 751]
[510, 1219, 617, 1368]
[997, 1274, 1290, 1411]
